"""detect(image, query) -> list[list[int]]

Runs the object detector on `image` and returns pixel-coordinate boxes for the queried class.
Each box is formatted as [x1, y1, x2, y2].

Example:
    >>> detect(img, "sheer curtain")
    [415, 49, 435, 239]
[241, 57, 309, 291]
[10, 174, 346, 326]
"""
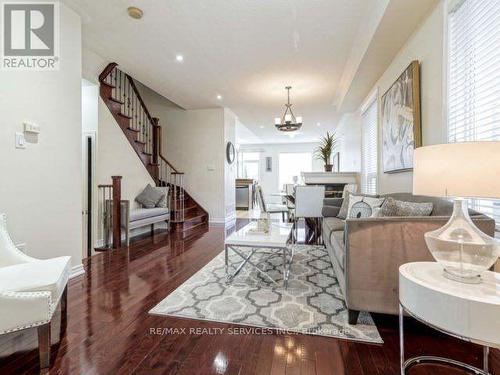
[447, 0, 500, 229]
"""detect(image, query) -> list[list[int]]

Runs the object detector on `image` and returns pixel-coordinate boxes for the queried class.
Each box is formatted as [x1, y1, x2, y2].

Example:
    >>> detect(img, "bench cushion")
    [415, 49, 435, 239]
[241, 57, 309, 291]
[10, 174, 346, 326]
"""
[130, 207, 169, 222]
[0, 256, 71, 302]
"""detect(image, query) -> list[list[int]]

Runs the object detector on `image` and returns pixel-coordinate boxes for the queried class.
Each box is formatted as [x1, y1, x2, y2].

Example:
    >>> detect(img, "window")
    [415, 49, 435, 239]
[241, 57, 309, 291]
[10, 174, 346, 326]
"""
[237, 152, 260, 181]
[361, 97, 378, 194]
[278, 152, 312, 190]
[447, 0, 500, 228]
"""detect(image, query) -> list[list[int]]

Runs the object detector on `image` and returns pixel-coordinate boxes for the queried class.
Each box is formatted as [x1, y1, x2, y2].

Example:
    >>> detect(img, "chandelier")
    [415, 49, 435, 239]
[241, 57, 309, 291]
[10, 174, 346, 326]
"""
[274, 86, 302, 132]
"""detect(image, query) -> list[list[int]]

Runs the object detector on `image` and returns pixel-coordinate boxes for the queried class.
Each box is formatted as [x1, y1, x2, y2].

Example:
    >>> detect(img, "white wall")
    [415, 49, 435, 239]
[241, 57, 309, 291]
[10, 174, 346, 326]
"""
[335, 113, 362, 172]
[96, 98, 156, 205]
[0, 5, 83, 270]
[82, 81, 98, 132]
[224, 109, 237, 226]
[365, 2, 445, 194]
[237, 142, 323, 197]
[161, 107, 227, 222]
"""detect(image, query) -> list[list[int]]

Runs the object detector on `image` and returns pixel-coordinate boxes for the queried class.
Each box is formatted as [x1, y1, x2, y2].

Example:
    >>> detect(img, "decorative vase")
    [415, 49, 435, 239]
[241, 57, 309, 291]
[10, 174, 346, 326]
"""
[424, 198, 500, 283]
[324, 164, 333, 172]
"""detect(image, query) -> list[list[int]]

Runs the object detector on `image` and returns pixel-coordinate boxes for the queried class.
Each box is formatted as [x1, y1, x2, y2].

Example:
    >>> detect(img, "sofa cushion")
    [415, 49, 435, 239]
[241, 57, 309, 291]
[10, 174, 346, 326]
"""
[136, 184, 164, 208]
[323, 217, 345, 233]
[153, 186, 169, 208]
[330, 231, 345, 271]
[0, 256, 71, 302]
[381, 197, 433, 217]
[130, 207, 169, 222]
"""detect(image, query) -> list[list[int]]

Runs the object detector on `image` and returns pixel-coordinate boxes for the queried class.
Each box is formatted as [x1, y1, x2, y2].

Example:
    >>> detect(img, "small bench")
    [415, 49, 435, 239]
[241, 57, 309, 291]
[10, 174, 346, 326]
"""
[121, 186, 170, 245]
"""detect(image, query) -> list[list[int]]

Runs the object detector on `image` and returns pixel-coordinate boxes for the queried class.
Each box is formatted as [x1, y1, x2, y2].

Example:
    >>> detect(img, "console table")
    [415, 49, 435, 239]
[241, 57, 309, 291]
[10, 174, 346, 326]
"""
[399, 262, 500, 374]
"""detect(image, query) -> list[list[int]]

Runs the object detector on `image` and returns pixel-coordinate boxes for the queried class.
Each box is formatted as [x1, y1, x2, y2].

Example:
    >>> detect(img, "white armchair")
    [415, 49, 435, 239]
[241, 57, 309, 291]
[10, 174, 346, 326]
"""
[0, 213, 71, 369]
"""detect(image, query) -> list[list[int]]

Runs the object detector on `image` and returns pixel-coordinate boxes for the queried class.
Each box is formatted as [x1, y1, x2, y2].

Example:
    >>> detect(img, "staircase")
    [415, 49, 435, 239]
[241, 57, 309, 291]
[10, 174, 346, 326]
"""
[99, 62, 209, 238]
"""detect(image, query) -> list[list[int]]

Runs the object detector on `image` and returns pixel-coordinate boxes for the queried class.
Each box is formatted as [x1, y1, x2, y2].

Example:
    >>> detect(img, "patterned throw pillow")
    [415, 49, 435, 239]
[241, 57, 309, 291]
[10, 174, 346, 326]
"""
[153, 186, 169, 208]
[381, 197, 433, 217]
[346, 195, 385, 219]
[136, 184, 164, 208]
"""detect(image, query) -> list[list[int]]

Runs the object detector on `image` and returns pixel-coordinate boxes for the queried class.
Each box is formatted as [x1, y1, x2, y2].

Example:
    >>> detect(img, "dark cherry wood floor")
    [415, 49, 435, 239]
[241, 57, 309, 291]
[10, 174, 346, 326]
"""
[0, 220, 498, 374]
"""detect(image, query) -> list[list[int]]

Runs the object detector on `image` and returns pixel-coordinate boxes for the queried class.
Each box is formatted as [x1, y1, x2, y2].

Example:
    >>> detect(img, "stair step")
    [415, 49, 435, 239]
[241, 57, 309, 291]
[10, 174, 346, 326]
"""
[101, 82, 115, 89]
[118, 112, 132, 119]
[135, 140, 146, 145]
[127, 127, 140, 133]
[142, 151, 152, 156]
[182, 219, 208, 232]
[110, 97, 124, 105]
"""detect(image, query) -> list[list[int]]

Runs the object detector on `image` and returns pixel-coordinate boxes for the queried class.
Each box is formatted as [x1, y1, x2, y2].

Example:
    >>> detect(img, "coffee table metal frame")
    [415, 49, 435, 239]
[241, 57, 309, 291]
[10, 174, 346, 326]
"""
[225, 230, 294, 288]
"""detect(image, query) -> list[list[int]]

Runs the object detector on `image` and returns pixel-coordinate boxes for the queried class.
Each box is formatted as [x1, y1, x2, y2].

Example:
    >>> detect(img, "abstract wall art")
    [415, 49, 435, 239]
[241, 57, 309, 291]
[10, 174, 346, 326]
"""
[381, 60, 422, 173]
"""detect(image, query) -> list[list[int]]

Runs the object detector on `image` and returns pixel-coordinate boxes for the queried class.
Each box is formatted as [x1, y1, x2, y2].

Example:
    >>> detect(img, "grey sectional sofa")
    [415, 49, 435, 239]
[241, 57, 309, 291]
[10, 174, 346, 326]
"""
[322, 192, 496, 324]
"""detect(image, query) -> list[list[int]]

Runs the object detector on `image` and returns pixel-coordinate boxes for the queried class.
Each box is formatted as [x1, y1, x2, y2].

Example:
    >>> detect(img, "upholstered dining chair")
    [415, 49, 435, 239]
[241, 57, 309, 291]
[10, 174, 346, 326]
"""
[294, 186, 325, 243]
[0, 213, 71, 369]
[256, 185, 289, 221]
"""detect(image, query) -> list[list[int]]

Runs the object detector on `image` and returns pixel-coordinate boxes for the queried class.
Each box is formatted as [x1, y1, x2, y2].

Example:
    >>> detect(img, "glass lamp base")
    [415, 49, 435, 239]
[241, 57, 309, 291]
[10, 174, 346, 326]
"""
[443, 268, 481, 284]
[424, 198, 499, 284]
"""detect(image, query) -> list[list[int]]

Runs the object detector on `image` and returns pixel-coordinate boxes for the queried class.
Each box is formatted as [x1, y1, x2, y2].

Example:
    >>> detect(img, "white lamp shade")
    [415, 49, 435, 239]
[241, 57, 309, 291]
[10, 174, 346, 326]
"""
[296, 116, 303, 124]
[285, 114, 292, 122]
[274, 117, 281, 125]
[413, 142, 500, 199]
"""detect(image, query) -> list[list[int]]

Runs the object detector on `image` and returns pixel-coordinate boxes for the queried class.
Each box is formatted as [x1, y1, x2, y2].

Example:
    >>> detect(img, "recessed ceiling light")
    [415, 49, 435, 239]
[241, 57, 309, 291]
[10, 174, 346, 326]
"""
[317, 122, 321, 127]
[217, 95, 222, 100]
[176, 54, 184, 62]
[127, 7, 143, 19]
[260, 125, 264, 129]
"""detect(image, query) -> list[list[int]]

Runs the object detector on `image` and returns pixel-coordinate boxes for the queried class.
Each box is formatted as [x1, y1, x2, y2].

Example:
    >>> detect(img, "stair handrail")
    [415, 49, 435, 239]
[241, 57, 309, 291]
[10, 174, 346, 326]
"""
[159, 154, 179, 173]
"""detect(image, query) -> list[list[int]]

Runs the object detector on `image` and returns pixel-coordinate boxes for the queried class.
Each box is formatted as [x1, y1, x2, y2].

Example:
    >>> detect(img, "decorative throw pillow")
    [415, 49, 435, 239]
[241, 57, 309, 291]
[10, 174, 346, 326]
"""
[337, 192, 352, 219]
[349, 201, 372, 219]
[347, 195, 385, 219]
[381, 197, 433, 217]
[153, 186, 169, 208]
[135, 184, 164, 208]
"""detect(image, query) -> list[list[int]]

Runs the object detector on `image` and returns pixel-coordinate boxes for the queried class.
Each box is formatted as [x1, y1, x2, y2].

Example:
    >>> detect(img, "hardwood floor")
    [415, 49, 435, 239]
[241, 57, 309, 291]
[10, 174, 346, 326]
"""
[0, 220, 497, 374]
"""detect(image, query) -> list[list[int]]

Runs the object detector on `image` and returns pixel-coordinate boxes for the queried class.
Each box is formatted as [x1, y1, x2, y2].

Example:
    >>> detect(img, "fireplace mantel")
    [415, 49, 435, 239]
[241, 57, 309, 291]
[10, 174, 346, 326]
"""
[301, 172, 359, 185]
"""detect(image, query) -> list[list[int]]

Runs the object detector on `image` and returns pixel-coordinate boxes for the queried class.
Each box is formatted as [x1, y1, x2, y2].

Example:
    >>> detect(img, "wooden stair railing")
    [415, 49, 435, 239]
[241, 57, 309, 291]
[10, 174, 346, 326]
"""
[97, 176, 122, 249]
[99, 63, 209, 238]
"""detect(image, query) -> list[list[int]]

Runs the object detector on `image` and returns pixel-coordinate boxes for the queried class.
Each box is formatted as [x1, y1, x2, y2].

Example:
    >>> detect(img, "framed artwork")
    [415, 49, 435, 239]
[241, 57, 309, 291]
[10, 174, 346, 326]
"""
[265, 157, 272, 172]
[381, 60, 422, 173]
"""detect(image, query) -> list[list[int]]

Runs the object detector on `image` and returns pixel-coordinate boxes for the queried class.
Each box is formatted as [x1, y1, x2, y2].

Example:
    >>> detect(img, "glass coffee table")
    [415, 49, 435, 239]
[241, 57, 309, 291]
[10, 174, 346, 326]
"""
[224, 221, 294, 288]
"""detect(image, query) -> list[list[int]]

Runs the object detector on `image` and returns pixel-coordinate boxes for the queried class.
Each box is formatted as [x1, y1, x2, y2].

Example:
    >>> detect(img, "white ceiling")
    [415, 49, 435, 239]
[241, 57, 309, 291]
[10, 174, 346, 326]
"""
[65, 0, 437, 144]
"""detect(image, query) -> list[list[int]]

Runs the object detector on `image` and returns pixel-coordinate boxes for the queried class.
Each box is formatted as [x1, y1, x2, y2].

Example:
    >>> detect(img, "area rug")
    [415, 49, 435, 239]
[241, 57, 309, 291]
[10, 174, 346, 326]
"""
[150, 245, 382, 344]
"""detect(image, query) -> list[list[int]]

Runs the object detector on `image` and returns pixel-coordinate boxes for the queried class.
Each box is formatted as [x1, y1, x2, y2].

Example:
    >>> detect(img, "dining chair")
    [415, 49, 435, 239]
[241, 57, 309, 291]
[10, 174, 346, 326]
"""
[256, 185, 289, 221]
[293, 186, 325, 244]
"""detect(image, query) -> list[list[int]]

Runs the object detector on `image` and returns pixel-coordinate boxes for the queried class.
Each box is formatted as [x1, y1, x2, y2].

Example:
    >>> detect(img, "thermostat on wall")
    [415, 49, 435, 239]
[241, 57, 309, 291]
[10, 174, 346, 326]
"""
[23, 121, 40, 134]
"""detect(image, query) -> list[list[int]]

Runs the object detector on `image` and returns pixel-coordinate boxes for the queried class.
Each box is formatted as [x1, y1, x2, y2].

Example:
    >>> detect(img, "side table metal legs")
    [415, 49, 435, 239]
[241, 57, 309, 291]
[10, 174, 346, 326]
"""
[399, 303, 491, 375]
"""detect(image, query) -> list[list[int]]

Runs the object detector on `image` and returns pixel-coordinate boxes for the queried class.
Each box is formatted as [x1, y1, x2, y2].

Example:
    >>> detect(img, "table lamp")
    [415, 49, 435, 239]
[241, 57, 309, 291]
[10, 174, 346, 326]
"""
[413, 142, 500, 283]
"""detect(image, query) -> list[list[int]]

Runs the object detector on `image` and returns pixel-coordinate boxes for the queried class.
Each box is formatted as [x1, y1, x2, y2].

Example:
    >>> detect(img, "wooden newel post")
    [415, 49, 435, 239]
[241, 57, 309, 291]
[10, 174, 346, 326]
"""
[111, 176, 122, 248]
[152, 118, 160, 182]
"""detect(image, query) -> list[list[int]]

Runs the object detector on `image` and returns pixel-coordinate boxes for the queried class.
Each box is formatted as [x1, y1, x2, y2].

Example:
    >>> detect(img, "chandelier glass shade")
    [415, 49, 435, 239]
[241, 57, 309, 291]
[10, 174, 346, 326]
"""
[274, 86, 302, 132]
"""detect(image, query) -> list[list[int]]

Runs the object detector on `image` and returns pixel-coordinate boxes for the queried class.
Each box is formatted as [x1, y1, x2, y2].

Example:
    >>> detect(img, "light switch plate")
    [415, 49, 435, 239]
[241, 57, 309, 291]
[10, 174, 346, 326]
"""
[23, 121, 40, 134]
[15, 132, 26, 148]
[207, 164, 215, 171]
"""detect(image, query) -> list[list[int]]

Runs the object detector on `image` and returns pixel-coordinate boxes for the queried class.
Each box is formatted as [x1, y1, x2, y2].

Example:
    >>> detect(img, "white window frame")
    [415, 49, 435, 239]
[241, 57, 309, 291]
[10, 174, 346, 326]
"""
[444, 0, 500, 231]
[360, 90, 379, 195]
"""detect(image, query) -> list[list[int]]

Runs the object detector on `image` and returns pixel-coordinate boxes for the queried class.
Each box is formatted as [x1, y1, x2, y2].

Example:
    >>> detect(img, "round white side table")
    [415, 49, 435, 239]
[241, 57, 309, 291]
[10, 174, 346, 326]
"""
[399, 262, 500, 375]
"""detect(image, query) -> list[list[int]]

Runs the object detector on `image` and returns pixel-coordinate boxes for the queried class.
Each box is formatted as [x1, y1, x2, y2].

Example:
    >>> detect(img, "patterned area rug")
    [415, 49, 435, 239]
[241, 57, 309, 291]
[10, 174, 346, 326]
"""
[150, 245, 382, 343]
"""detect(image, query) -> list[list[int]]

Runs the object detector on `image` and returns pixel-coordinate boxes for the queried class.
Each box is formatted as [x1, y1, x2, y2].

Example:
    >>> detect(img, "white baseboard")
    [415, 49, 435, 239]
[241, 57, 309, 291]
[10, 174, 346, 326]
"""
[210, 214, 236, 229]
[70, 263, 85, 279]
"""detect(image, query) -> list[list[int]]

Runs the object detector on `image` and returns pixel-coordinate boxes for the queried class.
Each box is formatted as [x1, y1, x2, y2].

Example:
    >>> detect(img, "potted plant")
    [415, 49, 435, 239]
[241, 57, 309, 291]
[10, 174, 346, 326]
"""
[315, 132, 337, 172]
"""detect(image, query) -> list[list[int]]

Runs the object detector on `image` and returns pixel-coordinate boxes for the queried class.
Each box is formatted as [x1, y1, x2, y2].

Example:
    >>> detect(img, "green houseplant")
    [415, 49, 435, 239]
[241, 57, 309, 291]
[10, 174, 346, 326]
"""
[315, 132, 337, 172]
